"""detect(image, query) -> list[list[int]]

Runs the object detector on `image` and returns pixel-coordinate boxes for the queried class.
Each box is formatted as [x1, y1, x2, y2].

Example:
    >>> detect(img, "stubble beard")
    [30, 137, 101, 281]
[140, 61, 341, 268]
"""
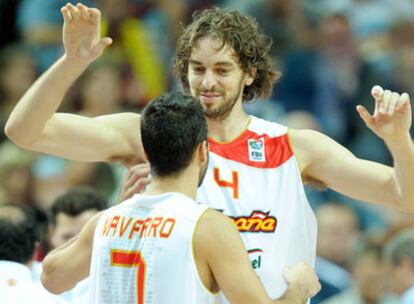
[200, 82, 244, 121]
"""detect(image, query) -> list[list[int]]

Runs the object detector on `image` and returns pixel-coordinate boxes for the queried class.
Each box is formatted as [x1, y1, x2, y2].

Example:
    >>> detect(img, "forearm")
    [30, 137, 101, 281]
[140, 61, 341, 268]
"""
[50, 234, 79, 256]
[5, 56, 87, 145]
[386, 134, 414, 210]
[41, 235, 80, 293]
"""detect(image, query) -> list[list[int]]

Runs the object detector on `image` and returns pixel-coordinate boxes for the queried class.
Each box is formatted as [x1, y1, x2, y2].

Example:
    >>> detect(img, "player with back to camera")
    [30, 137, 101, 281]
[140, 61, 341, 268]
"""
[40, 92, 320, 304]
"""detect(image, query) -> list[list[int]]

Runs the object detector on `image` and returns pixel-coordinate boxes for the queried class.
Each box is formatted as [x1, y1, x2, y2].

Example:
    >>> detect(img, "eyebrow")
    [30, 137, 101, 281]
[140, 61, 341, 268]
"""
[189, 59, 234, 67]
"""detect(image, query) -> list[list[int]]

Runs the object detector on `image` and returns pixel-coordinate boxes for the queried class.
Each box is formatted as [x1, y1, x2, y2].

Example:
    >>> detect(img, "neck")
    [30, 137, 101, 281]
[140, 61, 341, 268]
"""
[207, 100, 250, 142]
[143, 166, 199, 200]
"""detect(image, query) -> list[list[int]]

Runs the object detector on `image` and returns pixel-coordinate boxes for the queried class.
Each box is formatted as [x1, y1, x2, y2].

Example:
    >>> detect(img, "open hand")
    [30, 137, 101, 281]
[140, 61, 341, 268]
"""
[357, 86, 412, 142]
[61, 3, 112, 65]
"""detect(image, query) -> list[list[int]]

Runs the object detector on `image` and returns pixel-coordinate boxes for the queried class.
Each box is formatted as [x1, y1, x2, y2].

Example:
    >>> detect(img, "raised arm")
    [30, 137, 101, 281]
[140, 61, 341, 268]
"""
[5, 3, 142, 163]
[293, 86, 414, 212]
[195, 209, 320, 304]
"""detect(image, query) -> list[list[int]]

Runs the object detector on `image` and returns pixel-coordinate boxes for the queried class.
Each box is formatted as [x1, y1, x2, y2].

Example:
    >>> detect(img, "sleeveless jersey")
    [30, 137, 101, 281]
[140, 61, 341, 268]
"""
[89, 192, 216, 304]
[197, 116, 317, 301]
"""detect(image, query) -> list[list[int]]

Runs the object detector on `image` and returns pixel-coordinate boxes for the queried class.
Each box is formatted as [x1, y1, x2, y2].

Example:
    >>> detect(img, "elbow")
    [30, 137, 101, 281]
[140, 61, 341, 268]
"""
[5, 119, 23, 143]
[41, 272, 60, 294]
[41, 271, 62, 294]
[41, 258, 69, 294]
[4, 119, 36, 148]
[4, 119, 16, 140]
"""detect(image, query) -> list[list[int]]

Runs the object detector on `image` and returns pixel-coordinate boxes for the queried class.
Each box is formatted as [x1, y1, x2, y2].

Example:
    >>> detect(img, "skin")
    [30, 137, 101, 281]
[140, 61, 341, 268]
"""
[5, 3, 414, 213]
[41, 141, 321, 303]
[387, 256, 414, 296]
[9, 3, 413, 301]
[49, 209, 99, 248]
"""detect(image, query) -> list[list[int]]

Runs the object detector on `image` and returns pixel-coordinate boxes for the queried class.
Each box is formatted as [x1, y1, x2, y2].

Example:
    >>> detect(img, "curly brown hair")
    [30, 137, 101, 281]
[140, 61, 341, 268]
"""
[175, 7, 281, 102]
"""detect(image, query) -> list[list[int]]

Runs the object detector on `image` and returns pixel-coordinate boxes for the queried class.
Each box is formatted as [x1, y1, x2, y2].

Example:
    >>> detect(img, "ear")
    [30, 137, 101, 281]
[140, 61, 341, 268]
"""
[143, 152, 149, 162]
[198, 141, 208, 163]
[245, 67, 257, 86]
[48, 224, 57, 248]
[400, 255, 414, 271]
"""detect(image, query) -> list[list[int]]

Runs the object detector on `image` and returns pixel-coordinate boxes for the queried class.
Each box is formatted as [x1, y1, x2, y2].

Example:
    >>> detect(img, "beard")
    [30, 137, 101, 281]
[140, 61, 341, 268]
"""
[198, 81, 244, 121]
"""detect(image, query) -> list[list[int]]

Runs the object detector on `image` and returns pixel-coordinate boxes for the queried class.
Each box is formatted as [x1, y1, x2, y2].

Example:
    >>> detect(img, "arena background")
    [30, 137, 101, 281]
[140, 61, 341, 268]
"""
[1, 1, 414, 303]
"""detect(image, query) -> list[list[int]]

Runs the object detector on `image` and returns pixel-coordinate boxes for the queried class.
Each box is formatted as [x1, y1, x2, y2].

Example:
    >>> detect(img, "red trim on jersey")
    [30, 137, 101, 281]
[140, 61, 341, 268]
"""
[208, 130, 293, 169]
[112, 251, 141, 266]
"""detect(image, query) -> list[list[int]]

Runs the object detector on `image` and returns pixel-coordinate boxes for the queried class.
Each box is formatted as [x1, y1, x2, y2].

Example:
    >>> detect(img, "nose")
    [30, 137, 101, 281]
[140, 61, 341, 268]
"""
[201, 71, 217, 91]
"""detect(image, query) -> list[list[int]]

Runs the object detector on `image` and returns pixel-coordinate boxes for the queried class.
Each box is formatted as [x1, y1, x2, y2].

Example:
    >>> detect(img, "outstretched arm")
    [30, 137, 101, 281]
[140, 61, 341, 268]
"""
[195, 209, 320, 303]
[293, 86, 414, 211]
[5, 3, 142, 163]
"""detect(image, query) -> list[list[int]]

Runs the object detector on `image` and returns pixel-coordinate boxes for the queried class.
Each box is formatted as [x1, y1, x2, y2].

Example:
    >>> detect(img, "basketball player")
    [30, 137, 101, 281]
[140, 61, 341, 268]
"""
[40, 92, 320, 303]
[6, 2, 414, 302]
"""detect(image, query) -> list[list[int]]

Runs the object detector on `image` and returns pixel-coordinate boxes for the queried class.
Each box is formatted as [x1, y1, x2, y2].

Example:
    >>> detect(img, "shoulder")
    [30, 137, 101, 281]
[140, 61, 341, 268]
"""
[288, 129, 325, 172]
[200, 208, 232, 224]
[289, 128, 330, 150]
[249, 116, 287, 136]
[81, 211, 105, 242]
[196, 209, 238, 245]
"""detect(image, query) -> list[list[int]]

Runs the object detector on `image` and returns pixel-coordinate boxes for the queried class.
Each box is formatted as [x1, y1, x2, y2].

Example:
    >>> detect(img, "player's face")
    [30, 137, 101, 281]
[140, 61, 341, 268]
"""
[50, 210, 98, 248]
[188, 36, 251, 120]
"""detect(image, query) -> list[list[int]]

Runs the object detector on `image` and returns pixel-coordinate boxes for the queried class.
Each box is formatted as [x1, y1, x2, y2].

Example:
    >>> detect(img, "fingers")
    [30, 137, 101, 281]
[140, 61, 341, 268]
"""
[95, 37, 113, 53]
[120, 163, 151, 201]
[67, 3, 81, 20]
[308, 282, 322, 298]
[124, 164, 151, 189]
[388, 92, 400, 114]
[356, 105, 373, 128]
[62, 3, 98, 23]
[120, 176, 152, 201]
[77, 3, 91, 21]
[371, 85, 384, 100]
[61, 6, 72, 23]
[395, 92, 411, 112]
[89, 8, 101, 23]
[380, 89, 392, 114]
[121, 178, 150, 200]
[370, 85, 411, 116]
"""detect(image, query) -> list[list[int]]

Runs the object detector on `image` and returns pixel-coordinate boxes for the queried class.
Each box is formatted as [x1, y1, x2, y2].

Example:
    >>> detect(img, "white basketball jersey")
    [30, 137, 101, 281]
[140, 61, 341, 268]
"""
[89, 192, 216, 304]
[197, 116, 317, 301]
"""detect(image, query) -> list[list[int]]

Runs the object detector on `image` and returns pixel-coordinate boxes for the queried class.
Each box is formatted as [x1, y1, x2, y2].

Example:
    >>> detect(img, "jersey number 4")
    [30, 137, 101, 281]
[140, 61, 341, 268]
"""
[214, 167, 239, 199]
[111, 249, 146, 304]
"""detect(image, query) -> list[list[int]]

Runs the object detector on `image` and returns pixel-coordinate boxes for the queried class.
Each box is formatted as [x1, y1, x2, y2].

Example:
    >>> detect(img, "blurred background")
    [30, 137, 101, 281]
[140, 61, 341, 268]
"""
[1, 0, 414, 303]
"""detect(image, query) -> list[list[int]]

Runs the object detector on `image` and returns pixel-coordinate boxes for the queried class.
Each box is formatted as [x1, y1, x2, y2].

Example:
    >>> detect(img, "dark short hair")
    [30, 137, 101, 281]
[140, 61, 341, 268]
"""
[175, 7, 280, 102]
[0, 204, 37, 264]
[141, 92, 208, 176]
[50, 187, 108, 225]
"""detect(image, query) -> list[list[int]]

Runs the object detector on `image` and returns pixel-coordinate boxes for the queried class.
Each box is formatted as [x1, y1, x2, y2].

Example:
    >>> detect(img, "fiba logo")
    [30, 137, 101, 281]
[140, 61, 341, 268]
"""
[248, 138, 266, 162]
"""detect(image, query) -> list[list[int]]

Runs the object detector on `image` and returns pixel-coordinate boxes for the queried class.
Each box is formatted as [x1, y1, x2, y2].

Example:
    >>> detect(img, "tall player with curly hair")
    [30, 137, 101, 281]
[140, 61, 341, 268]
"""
[6, 2, 414, 303]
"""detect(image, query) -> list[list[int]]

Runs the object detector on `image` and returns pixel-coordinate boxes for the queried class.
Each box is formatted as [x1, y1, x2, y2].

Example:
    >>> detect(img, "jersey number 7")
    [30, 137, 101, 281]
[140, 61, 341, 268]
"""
[111, 249, 146, 304]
